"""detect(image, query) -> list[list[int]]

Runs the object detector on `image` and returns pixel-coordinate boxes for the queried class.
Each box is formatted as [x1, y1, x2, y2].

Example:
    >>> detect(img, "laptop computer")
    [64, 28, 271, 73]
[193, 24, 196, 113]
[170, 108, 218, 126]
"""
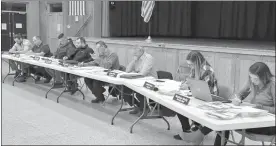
[188, 78, 232, 103]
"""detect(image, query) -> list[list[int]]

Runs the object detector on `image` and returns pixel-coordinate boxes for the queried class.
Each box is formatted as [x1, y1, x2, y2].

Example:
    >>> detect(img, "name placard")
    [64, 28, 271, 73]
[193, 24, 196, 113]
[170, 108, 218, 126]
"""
[34, 56, 40, 61]
[143, 81, 156, 91]
[173, 94, 190, 105]
[107, 71, 118, 77]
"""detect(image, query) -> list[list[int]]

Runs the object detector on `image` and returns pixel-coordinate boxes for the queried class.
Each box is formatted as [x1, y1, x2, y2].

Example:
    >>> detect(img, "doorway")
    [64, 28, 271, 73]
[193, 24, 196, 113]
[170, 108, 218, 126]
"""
[1, 2, 27, 51]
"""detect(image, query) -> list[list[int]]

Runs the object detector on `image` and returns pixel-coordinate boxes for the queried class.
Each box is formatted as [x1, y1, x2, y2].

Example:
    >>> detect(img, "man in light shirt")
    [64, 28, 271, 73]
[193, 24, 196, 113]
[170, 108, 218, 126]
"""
[123, 46, 157, 115]
[8, 33, 32, 81]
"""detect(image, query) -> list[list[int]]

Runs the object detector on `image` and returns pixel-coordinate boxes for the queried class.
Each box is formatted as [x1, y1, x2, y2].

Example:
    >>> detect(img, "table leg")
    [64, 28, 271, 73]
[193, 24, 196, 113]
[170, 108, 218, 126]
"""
[12, 62, 22, 86]
[221, 131, 225, 146]
[2, 60, 16, 83]
[111, 85, 124, 125]
[77, 88, 85, 100]
[57, 88, 66, 103]
[130, 95, 147, 133]
[161, 116, 170, 130]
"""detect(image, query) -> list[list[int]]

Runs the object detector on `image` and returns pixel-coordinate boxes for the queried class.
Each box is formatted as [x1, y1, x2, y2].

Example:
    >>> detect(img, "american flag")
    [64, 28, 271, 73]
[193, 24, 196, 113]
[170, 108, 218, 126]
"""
[69, 1, 86, 16]
[141, 1, 155, 23]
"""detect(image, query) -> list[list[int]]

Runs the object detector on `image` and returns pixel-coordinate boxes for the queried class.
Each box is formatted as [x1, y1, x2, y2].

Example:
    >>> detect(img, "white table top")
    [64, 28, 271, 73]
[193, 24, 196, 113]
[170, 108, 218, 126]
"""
[123, 77, 276, 131]
[2, 53, 275, 131]
[2, 54, 124, 85]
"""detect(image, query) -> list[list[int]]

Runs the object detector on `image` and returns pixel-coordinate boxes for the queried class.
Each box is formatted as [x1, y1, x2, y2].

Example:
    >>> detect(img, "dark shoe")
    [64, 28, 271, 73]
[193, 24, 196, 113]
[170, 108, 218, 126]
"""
[91, 98, 105, 103]
[70, 88, 78, 95]
[35, 76, 41, 82]
[173, 134, 182, 140]
[16, 76, 26, 82]
[191, 125, 199, 132]
[129, 108, 140, 114]
[44, 77, 52, 83]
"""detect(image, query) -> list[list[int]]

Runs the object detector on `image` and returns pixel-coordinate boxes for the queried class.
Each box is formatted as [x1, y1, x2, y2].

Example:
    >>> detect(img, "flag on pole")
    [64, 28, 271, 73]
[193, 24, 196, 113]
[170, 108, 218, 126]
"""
[141, 1, 155, 23]
[69, 1, 86, 16]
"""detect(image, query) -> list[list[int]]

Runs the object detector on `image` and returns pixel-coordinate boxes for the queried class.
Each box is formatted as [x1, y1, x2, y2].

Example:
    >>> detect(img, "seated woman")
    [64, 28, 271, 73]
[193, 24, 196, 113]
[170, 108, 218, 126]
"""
[174, 50, 221, 140]
[181, 62, 275, 146]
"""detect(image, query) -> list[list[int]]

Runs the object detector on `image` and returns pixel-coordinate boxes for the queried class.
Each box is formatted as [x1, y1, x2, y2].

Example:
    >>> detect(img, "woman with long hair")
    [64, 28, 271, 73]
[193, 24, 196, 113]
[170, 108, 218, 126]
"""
[174, 50, 220, 140]
[181, 62, 275, 146]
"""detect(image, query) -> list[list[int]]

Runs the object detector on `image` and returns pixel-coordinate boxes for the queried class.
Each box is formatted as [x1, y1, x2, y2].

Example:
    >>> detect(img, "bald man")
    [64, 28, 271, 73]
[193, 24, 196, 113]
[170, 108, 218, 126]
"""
[123, 46, 157, 115]
[26, 36, 53, 83]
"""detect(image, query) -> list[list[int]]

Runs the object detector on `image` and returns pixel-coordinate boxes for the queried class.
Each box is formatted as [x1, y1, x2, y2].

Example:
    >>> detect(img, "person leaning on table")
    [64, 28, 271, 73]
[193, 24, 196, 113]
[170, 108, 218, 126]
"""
[45, 33, 77, 86]
[25, 36, 53, 83]
[122, 45, 157, 116]
[62, 37, 94, 95]
[173, 50, 220, 138]
[181, 62, 275, 146]
[79, 41, 120, 103]
[8, 33, 33, 82]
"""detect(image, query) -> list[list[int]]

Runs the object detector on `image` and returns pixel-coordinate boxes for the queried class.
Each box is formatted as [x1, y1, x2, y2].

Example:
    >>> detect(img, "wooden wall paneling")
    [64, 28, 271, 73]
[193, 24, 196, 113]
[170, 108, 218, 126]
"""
[177, 50, 191, 81]
[214, 52, 236, 93]
[145, 47, 165, 73]
[178, 50, 190, 66]
[201, 51, 216, 68]
[106, 43, 129, 66]
[126, 46, 135, 66]
[235, 54, 262, 91]
[262, 56, 276, 75]
[163, 48, 178, 78]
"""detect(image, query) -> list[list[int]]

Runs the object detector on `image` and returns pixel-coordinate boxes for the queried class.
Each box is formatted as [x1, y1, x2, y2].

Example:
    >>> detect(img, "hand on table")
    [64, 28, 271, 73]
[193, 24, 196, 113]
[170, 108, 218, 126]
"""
[63, 56, 68, 60]
[179, 83, 189, 90]
[231, 96, 242, 106]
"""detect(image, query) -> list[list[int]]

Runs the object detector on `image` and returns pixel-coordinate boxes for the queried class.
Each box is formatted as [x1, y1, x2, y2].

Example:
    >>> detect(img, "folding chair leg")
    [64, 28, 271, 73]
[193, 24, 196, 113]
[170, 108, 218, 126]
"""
[231, 131, 236, 143]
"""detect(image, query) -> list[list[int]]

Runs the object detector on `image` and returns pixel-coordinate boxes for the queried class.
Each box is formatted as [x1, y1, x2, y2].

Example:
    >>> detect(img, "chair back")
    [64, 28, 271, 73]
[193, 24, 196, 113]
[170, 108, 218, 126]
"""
[157, 71, 173, 80]
[119, 65, 126, 71]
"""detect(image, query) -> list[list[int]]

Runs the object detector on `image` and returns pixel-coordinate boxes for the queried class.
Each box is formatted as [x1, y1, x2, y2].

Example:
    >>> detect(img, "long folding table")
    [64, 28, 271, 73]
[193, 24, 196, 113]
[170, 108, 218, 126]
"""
[2, 53, 275, 146]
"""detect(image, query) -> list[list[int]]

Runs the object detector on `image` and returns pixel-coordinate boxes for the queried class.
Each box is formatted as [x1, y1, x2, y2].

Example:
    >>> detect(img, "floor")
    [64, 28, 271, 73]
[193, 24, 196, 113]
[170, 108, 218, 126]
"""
[1, 61, 264, 145]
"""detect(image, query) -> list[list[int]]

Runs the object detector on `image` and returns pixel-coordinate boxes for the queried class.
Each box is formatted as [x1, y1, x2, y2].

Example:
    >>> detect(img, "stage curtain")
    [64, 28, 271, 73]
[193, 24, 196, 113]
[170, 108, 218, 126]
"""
[109, 1, 275, 41]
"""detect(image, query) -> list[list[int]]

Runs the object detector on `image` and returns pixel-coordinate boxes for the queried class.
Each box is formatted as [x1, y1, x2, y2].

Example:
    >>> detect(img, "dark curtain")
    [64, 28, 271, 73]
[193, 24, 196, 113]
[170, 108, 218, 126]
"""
[109, 1, 275, 41]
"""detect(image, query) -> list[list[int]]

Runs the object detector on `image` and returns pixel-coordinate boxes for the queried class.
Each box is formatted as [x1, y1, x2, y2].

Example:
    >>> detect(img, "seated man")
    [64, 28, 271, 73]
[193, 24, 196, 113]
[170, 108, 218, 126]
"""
[26, 36, 53, 83]
[45, 33, 76, 86]
[79, 41, 120, 103]
[123, 46, 157, 115]
[8, 33, 33, 82]
[63, 37, 94, 94]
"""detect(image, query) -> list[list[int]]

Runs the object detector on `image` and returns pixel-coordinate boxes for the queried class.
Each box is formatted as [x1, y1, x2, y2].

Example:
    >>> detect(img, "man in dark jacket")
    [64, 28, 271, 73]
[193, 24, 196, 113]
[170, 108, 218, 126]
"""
[27, 36, 53, 83]
[45, 33, 76, 86]
[63, 37, 94, 94]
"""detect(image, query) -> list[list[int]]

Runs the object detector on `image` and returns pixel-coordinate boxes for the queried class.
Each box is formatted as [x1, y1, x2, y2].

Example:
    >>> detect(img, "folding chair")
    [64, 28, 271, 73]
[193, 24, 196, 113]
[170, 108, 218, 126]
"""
[233, 130, 275, 146]
[147, 71, 174, 116]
